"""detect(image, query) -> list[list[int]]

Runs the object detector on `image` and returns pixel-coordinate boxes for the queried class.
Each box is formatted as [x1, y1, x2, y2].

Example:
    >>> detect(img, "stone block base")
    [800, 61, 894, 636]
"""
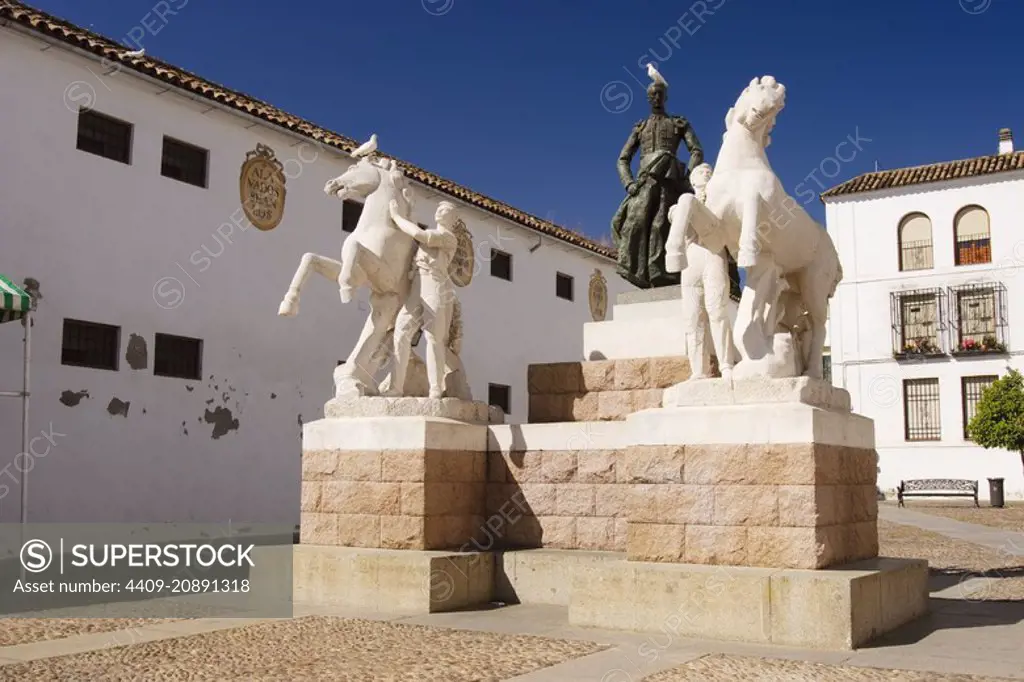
[569, 557, 929, 649]
[486, 422, 631, 551]
[625, 383, 879, 569]
[301, 416, 488, 551]
[294, 545, 493, 613]
[527, 357, 691, 422]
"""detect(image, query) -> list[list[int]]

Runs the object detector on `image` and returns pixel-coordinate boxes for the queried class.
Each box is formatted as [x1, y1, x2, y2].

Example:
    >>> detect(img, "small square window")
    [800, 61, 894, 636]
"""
[154, 333, 203, 380]
[161, 137, 208, 188]
[76, 110, 132, 164]
[491, 250, 512, 281]
[341, 200, 364, 233]
[556, 272, 574, 301]
[488, 383, 511, 414]
[61, 319, 119, 370]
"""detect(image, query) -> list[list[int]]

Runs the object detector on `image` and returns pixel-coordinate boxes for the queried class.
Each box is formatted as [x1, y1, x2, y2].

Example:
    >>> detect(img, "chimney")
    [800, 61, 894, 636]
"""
[998, 128, 1013, 154]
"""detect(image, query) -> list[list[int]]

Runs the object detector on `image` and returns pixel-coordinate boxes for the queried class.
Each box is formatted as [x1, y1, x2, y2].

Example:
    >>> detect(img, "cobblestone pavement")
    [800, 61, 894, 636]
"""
[899, 502, 1024, 533]
[879, 519, 1022, 573]
[0, 616, 607, 681]
[644, 654, 1021, 681]
[0, 618, 178, 647]
[0, 517, 1022, 680]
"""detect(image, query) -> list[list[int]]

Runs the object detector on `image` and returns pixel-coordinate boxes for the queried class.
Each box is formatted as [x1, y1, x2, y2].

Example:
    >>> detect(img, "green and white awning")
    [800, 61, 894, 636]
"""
[0, 275, 31, 324]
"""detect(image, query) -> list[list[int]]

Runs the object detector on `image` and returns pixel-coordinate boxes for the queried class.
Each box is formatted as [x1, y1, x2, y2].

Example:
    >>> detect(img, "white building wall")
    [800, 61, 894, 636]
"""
[825, 171, 1024, 500]
[0, 27, 632, 523]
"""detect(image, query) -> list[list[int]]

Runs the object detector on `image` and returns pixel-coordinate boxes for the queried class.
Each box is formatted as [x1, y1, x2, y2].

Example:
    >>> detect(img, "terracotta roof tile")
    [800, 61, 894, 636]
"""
[821, 150, 1024, 200]
[0, 0, 616, 259]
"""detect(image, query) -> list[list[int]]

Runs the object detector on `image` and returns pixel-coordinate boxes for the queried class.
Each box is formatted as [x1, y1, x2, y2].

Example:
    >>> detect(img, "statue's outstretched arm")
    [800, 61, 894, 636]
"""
[617, 123, 642, 188]
[680, 119, 704, 170]
[388, 200, 426, 239]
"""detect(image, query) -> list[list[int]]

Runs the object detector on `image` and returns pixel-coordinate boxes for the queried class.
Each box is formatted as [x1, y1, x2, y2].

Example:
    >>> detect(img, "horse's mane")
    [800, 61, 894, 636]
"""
[723, 77, 784, 148]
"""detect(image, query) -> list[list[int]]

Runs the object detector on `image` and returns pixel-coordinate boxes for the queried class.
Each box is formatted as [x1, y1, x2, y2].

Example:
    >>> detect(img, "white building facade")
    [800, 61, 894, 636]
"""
[824, 132, 1024, 500]
[0, 8, 633, 524]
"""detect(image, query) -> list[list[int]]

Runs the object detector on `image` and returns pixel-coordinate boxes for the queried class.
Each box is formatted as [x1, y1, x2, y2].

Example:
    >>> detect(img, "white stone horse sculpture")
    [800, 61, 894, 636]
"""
[278, 138, 417, 398]
[666, 76, 842, 379]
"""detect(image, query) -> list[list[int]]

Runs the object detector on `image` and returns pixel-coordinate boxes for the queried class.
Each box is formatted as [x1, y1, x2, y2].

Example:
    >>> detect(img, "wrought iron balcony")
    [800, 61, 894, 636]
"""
[890, 288, 946, 360]
[948, 282, 1008, 356]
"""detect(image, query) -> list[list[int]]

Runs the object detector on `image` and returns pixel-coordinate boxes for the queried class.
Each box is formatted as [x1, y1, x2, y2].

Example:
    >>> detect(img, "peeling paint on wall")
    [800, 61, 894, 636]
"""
[181, 420, 188, 436]
[270, 392, 276, 399]
[59, 389, 89, 407]
[107, 397, 130, 417]
[186, 386, 195, 392]
[204, 406, 239, 439]
[125, 333, 148, 370]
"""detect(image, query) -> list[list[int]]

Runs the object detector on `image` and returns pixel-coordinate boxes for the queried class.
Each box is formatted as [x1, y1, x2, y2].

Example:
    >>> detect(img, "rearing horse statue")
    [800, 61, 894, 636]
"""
[278, 136, 417, 398]
[666, 76, 842, 379]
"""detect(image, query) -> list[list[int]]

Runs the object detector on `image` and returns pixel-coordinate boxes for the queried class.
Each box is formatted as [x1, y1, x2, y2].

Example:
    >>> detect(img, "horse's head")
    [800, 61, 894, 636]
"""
[725, 75, 786, 148]
[324, 156, 388, 201]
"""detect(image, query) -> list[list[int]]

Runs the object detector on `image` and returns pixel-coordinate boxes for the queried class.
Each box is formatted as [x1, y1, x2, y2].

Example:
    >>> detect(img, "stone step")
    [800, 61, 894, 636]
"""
[526, 356, 695, 422]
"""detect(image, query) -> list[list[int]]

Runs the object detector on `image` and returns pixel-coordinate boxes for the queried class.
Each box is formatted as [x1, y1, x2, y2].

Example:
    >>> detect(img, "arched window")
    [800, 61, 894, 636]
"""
[954, 205, 991, 266]
[898, 213, 933, 271]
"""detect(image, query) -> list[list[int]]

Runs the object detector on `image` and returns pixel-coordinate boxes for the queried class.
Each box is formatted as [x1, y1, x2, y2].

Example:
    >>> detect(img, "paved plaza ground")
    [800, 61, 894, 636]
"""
[0, 502, 1021, 681]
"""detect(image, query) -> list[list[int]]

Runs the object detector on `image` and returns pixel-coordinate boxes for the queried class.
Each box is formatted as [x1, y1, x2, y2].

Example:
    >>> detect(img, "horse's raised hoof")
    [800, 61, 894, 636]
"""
[339, 286, 354, 304]
[278, 293, 299, 317]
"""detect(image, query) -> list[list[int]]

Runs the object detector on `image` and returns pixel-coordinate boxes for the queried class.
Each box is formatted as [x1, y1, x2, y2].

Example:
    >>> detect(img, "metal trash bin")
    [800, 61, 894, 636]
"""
[988, 478, 1005, 508]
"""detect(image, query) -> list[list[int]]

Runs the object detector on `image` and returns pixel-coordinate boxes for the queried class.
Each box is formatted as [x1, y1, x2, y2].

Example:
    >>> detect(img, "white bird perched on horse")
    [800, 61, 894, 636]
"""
[350, 134, 378, 159]
[646, 63, 668, 88]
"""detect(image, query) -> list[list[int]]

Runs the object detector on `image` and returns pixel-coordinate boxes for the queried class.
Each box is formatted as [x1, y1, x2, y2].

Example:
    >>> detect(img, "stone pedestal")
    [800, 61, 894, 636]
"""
[565, 376, 929, 648]
[625, 377, 878, 569]
[297, 400, 495, 613]
[583, 288, 738, 361]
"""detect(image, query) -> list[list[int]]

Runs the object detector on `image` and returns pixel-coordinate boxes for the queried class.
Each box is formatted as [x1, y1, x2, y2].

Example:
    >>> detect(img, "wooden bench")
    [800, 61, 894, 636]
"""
[897, 479, 979, 507]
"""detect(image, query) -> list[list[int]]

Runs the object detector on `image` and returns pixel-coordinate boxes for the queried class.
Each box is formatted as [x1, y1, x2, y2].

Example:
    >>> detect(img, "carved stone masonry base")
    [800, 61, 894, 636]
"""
[628, 377, 879, 570]
[300, 415, 491, 554]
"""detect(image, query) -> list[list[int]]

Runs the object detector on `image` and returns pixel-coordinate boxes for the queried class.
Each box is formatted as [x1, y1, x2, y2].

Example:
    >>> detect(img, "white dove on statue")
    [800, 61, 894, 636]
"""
[646, 63, 668, 87]
[351, 134, 378, 159]
[123, 48, 145, 58]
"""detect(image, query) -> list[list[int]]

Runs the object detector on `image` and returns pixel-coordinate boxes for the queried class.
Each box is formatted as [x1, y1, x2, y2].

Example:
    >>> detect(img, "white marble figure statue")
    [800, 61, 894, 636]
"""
[278, 135, 418, 398]
[375, 295, 472, 401]
[665, 162, 739, 380]
[385, 199, 460, 399]
[666, 76, 842, 379]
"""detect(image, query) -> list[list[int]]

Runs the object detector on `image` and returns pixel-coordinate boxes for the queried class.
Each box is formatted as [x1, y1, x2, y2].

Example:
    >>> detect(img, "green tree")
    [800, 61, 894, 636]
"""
[967, 369, 1024, 476]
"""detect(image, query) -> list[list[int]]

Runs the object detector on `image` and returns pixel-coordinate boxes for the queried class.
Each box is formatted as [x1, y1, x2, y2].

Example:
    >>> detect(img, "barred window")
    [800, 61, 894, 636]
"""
[898, 213, 933, 271]
[899, 293, 940, 352]
[161, 137, 208, 188]
[341, 200, 363, 233]
[76, 110, 132, 164]
[954, 206, 991, 266]
[61, 319, 119, 370]
[491, 250, 513, 281]
[961, 375, 997, 440]
[955, 287, 996, 346]
[154, 333, 203, 380]
[556, 272, 574, 301]
[488, 383, 511, 414]
[903, 378, 941, 441]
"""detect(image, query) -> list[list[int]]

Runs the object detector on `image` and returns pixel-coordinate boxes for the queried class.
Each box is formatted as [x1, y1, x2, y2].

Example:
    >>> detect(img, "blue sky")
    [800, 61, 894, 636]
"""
[30, 0, 1023, 240]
